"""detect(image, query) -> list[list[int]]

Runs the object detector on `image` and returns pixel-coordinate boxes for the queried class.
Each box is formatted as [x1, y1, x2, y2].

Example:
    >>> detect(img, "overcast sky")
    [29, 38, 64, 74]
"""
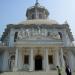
[0, 0, 75, 40]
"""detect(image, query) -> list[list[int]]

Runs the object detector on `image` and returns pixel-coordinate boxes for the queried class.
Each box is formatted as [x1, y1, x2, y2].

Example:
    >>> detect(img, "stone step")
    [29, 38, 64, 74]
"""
[0, 71, 75, 75]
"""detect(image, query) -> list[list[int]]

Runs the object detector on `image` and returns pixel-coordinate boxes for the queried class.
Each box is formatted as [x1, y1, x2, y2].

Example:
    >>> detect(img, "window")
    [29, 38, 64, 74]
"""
[48, 55, 53, 64]
[14, 32, 18, 42]
[24, 55, 29, 64]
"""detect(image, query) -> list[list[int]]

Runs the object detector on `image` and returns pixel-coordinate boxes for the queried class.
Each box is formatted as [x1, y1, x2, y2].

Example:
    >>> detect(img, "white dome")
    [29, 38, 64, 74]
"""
[19, 19, 58, 25]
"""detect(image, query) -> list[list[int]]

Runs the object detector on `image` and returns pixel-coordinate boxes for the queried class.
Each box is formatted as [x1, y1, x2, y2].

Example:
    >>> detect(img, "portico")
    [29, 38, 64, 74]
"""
[13, 45, 65, 72]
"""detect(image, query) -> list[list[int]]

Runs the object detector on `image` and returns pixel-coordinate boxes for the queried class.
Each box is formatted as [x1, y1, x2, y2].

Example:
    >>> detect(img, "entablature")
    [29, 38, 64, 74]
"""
[14, 39, 63, 47]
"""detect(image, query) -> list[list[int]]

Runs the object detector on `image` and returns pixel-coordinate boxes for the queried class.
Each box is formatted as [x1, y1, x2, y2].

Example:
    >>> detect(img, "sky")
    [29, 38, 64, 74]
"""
[0, 0, 75, 40]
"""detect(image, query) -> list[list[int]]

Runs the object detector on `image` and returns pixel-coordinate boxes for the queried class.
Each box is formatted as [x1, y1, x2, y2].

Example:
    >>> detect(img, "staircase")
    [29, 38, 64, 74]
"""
[0, 71, 75, 75]
[0, 71, 64, 75]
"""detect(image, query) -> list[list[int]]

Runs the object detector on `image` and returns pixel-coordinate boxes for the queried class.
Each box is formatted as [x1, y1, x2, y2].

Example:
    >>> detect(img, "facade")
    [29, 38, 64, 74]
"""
[0, 0, 75, 72]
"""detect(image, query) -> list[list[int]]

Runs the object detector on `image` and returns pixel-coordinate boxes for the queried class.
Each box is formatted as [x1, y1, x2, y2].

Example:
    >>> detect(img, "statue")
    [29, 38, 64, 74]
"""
[18, 30, 23, 40]
[17, 29, 30, 40]
[50, 31, 60, 39]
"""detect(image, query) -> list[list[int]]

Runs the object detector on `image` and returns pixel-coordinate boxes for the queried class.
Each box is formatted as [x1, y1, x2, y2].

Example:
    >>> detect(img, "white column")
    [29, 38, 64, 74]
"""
[29, 48, 34, 71]
[60, 48, 65, 68]
[44, 48, 49, 72]
[18, 49, 23, 70]
[54, 50, 60, 67]
[13, 48, 19, 71]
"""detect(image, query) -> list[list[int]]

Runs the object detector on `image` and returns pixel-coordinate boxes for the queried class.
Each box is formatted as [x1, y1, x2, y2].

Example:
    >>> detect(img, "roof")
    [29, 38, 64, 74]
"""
[26, 2, 49, 17]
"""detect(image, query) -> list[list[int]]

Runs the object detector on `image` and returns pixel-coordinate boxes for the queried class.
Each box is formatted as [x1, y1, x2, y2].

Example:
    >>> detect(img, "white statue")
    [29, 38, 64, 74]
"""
[17, 28, 30, 40]
[50, 31, 60, 39]
[18, 30, 23, 40]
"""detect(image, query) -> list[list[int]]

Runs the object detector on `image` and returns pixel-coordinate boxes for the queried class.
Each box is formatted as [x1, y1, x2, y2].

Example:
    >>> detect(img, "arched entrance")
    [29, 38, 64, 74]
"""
[9, 55, 15, 71]
[35, 55, 42, 70]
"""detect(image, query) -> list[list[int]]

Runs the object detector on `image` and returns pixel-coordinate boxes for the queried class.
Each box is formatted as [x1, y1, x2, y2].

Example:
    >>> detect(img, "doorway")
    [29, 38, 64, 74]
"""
[9, 55, 15, 71]
[35, 55, 42, 70]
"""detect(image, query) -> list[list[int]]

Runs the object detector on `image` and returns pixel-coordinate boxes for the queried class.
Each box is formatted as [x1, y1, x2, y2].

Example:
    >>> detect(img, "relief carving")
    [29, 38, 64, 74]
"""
[18, 29, 30, 40]
[17, 28, 61, 40]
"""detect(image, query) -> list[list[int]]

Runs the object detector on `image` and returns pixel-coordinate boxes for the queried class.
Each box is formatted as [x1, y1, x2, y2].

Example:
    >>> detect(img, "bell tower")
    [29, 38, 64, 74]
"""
[26, 0, 49, 20]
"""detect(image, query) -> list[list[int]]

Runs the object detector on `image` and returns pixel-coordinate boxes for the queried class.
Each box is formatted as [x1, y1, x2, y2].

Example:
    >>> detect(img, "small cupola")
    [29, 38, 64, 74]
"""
[26, 0, 49, 20]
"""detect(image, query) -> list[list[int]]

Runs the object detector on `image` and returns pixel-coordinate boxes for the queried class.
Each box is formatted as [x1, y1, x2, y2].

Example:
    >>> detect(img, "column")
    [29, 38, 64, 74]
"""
[29, 48, 34, 71]
[44, 48, 49, 72]
[18, 49, 23, 70]
[54, 50, 60, 67]
[13, 48, 19, 71]
[60, 48, 65, 68]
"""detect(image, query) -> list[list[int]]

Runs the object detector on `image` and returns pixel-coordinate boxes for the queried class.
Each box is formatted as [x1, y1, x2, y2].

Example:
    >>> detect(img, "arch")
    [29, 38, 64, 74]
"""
[9, 55, 15, 71]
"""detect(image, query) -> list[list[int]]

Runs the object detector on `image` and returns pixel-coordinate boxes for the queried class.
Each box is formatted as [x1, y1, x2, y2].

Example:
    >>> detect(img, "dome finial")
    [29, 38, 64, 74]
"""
[36, 0, 38, 3]
[35, 0, 39, 5]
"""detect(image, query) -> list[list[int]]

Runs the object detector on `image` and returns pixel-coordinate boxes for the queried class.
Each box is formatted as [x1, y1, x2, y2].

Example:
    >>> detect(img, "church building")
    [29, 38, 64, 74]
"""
[0, 0, 75, 72]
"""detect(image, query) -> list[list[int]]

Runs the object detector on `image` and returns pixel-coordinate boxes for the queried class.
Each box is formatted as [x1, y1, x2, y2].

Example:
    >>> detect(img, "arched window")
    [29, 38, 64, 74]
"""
[9, 55, 15, 70]
[14, 32, 18, 42]
[58, 32, 62, 39]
